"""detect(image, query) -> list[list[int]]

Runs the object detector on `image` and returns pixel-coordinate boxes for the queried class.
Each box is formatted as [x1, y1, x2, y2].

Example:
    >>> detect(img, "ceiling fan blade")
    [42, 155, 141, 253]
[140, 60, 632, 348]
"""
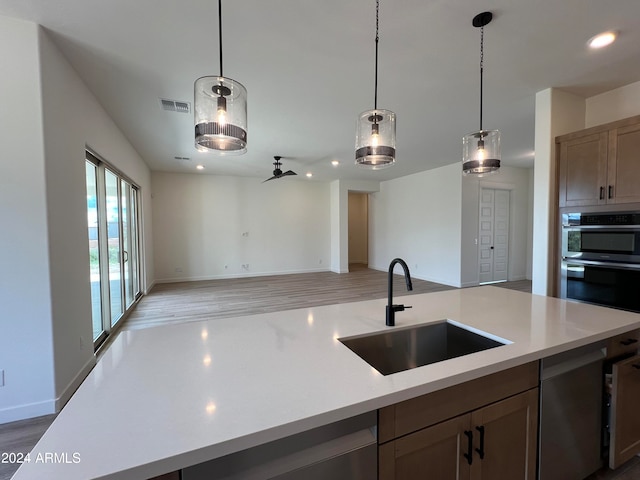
[282, 170, 297, 176]
[262, 175, 279, 183]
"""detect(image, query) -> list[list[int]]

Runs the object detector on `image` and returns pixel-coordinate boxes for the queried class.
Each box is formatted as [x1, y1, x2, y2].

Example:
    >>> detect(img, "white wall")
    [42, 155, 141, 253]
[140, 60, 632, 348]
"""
[460, 166, 533, 287]
[369, 163, 462, 287]
[0, 16, 56, 423]
[152, 173, 330, 281]
[532, 88, 585, 296]
[586, 80, 640, 127]
[0, 19, 153, 423]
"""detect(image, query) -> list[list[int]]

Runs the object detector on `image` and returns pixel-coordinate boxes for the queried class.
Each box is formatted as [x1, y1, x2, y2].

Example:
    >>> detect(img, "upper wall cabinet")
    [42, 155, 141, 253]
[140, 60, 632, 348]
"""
[557, 115, 640, 207]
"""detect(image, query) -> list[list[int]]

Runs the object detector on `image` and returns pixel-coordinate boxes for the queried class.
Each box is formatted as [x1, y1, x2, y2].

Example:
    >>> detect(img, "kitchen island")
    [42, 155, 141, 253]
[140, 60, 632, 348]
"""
[11, 286, 640, 480]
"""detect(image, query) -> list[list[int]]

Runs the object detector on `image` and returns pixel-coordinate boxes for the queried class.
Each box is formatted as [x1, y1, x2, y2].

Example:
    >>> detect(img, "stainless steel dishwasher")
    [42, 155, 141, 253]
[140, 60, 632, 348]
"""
[181, 411, 377, 479]
[538, 343, 605, 480]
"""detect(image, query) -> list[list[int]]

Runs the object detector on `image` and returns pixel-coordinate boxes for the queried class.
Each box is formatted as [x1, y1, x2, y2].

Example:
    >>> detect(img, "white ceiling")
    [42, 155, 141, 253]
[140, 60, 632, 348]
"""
[1, 0, 640, 182]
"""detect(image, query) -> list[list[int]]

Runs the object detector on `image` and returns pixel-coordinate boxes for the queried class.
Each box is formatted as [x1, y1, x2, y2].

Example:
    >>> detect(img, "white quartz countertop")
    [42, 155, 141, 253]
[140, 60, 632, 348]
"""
[12, 287, 640, 480]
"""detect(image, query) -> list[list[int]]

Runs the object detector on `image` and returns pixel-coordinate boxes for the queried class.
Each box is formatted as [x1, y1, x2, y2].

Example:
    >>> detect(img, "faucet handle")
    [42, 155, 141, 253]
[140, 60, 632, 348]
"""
[393, 304, 412, 312]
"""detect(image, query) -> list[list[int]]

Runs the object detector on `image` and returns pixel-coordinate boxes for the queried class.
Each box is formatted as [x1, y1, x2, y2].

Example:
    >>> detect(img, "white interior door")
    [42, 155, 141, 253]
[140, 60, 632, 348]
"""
[479, 188, 510, 284]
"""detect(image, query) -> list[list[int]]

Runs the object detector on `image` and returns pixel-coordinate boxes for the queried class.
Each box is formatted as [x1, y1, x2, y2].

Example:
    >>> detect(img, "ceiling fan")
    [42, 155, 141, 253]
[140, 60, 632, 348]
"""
[263, 156, 297, 182]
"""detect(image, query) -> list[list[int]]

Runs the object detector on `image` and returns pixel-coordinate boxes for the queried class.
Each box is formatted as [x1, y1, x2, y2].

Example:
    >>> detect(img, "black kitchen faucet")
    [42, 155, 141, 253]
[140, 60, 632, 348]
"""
[386, 258, 413, 326]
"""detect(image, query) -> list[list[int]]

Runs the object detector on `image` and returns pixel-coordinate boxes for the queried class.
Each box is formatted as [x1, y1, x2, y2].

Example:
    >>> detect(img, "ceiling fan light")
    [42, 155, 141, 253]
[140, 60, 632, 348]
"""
[355, 109, 396, 169]
[462, 129, 501, 176]
[194, 76, 247, 154]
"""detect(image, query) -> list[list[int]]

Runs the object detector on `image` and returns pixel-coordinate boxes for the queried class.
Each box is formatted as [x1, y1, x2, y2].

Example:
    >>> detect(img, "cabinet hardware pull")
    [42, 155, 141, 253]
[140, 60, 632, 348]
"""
[632, 364, 640, 370]
[463, 430, 473, 465]
[609, 185, 614, 199]
[475, 425, 485, 459]
[600, 186, 605, 200]
[620, 338, 638, 346]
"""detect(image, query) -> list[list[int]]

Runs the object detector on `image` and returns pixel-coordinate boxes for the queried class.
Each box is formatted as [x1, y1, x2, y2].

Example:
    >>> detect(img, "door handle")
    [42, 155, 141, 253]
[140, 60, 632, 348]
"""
[123, 250, 129, 263]
[463, 430, 473, 465]
[600, 186, 605, 200]
[490, 246, 494, 250]
[475, 426, 485, 459]
[608, 185, 614, 199]
[620, 338, 638, 346]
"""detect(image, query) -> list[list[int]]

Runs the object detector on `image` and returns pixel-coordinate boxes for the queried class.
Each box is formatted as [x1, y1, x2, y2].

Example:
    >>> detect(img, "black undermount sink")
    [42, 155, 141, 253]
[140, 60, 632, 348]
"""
[339, 321, 508, 375]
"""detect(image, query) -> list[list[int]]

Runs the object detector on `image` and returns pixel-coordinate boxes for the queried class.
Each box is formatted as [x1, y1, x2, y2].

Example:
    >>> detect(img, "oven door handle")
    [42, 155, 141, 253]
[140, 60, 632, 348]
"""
[563, 258, 640, 270]
[562, 225, 640, 230]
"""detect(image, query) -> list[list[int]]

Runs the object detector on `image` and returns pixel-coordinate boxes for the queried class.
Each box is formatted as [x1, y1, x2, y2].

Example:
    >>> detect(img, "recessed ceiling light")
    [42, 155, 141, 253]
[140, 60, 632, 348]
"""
[196, 165, 204, 170]
[306, 172, 313, 178]
[588, 31, 617, 49]
[331, 160, 340, 166]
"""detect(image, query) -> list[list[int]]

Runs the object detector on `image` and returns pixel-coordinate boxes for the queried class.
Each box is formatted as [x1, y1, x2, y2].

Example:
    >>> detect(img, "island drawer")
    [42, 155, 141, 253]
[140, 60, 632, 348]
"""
[606, 329, 640, 360]
[378, 361, 538, 443]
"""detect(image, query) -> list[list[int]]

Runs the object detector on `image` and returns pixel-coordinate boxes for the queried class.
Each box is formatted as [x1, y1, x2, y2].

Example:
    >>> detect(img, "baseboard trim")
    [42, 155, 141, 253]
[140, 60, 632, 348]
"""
[155, 267, 331, 284]
[0, 399, 56, 425]
[55, 356, 96, 412]
[145, 279, 157, 294]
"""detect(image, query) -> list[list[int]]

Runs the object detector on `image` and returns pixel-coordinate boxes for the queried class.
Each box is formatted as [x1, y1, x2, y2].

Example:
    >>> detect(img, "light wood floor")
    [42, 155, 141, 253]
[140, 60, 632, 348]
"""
[1, 267, 635, 480]
[123, 264, 460, 330]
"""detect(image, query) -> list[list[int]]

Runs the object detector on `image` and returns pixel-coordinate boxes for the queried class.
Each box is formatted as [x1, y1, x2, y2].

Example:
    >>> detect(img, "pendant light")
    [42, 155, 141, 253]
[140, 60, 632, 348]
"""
[194, 0, 247, 154]
[355, 0, 396, 169]
[462, 11, 500, 176]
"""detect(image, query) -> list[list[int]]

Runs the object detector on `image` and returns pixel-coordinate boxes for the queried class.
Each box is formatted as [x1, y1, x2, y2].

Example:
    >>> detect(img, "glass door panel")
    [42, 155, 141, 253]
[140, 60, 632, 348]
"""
[121, 179, 135, 308]
[105, 170, 123, 326]
[131, 188, 140, 298]
[85, 161, 104, 341]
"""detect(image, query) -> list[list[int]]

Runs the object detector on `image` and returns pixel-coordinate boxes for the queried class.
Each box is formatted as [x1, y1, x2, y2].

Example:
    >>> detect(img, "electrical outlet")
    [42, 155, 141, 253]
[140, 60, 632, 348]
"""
[175, 267, 183, 273]
[0, 369, 5, 387]
[319, 259, 323, 265]
[242, 264, 249, 270]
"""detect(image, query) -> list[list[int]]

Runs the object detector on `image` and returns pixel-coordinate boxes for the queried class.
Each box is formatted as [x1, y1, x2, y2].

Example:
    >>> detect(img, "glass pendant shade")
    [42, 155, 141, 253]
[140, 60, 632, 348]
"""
[462, 129, 500, 176]
[355, 109, 396, 169]
[194, 76, 247, 154]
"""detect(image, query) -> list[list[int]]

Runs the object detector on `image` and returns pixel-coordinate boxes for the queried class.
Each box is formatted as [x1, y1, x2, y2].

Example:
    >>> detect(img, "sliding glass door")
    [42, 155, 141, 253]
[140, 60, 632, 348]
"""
[86, 151, 142, 350]
[86, 162, 104, 342]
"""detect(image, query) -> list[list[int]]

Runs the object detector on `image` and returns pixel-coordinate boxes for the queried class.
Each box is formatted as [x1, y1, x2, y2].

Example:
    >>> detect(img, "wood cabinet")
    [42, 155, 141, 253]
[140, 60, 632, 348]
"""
[378, 363, 538, 480]
[609, 354, 640, 469]
[606, 330, 640, 469]
[557, 115, 640, 207]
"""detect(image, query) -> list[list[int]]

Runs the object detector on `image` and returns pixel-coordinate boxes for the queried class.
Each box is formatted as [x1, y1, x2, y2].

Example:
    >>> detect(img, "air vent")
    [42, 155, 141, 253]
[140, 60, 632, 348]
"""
[174, 156, 191, 161]
[161, 99, 191, 113]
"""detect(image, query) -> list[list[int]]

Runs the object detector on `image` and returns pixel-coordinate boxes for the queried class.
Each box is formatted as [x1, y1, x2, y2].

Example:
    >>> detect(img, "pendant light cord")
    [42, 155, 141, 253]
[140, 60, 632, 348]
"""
[479, 25, 484, 131]
[374, 0, 379, 111]
[218, 0, 224, 78]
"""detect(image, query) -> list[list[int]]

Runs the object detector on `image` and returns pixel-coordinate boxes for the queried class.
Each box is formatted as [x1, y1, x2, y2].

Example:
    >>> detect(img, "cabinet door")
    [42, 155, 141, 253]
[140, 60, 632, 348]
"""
[607, 124, 640, 204]
[469, 389, 538, 480]
[558, 132, 608, 207]
[609, 354, 640, 469]
[379, 414, 471, 480]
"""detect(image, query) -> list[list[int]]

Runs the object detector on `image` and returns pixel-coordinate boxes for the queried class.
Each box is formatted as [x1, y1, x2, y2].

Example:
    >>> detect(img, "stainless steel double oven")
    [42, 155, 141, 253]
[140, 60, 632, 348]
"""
[560, 211, 640, 313]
